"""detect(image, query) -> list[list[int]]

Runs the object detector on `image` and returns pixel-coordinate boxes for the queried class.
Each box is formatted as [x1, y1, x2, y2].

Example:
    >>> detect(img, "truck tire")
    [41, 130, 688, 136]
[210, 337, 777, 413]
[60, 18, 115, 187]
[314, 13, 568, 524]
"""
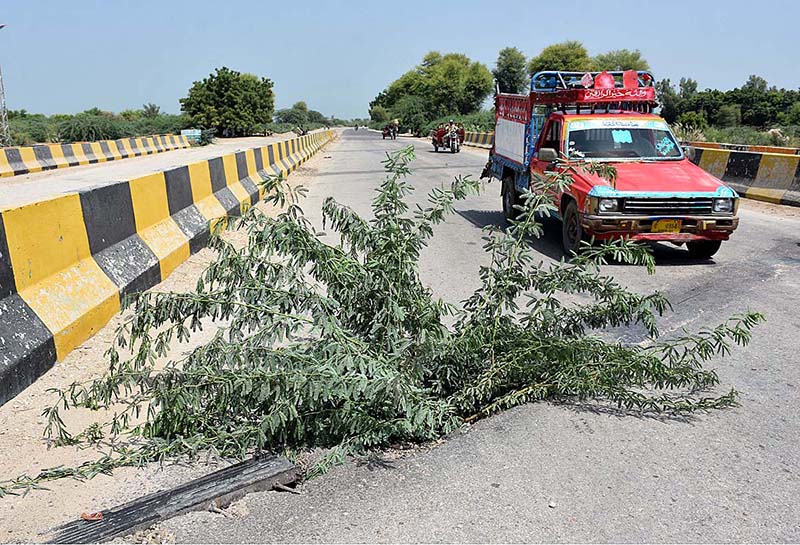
[502, 176, 519, 222]
[561, 200, 584, 255]
[686, 240, 722, 259]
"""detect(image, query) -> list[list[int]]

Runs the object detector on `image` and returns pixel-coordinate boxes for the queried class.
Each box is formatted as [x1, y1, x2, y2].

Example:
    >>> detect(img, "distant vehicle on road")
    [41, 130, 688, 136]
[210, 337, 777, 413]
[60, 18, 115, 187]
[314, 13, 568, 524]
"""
[382, 124, 397, 140]
[482, 70, 739, 258]
[431, 121, 464, 153]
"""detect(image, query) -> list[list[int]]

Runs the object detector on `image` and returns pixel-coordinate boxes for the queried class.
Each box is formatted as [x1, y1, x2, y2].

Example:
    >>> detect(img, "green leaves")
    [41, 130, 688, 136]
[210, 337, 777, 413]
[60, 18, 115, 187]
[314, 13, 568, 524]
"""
[0, 146, 763, 496]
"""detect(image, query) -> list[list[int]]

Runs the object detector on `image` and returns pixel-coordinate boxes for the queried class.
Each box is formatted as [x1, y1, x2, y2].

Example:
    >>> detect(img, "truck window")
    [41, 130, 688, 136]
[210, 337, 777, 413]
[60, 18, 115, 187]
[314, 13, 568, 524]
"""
[541, 121, 562, 153]
[566, 119, 682, 161]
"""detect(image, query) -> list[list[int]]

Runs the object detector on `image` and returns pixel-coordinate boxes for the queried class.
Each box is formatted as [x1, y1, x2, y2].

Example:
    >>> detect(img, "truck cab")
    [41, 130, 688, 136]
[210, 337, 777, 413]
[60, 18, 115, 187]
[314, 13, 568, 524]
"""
[484, 70, 739, 259]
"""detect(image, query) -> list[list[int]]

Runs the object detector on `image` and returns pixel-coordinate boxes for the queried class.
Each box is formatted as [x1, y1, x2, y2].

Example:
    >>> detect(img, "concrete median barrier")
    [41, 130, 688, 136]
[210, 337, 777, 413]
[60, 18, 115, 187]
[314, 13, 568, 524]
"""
[0, 130, 334, 405]
[459, 130, 800, 207]
[0, 135, 192, 178]
[689, 146, 800, 206]
[463, 131, 493, 149]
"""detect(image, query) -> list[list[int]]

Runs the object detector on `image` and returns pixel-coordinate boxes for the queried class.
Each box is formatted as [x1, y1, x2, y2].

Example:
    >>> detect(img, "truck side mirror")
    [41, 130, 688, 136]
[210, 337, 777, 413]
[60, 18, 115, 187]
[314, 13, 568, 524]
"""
[537, 148, 559, 162]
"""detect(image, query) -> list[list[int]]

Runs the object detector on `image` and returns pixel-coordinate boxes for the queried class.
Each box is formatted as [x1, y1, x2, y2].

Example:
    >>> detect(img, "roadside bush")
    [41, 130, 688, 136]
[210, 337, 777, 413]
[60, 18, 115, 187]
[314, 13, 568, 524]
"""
[0, 147, 762, 495]
[423, 111, 495, 134]
[57, 114, 132, 143]
[704, 125, 800, 147]
[9, 116, 58, 144]
[131, 113, 191, 136]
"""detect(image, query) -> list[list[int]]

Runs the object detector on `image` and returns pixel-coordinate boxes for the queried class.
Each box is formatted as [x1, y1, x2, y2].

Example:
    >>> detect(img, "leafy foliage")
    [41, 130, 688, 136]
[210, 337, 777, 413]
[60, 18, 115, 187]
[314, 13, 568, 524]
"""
[142, 103, 162, 118]
[8, 107, 190, 145]
[370, 52, 493, 131]
[180, 67, 275, 137]
[527, 41, 592, 76]
[657, 74, 800, 133]
[493, 47, 528, 94]
[0, 147, 762, 496]
[422, 111, 495, 134]
[592, 49, 650, 72]
[57, 113, 131, 142]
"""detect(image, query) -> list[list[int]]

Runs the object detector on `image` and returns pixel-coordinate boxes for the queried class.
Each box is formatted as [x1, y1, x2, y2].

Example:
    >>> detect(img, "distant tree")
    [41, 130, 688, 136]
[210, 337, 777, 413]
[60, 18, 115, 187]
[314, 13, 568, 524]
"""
[676, 111, 708, 130]
[714, 104, 742, 127]
[142, 103, 161, 118]
[7, 109, 29, 119]
[679, 77, 698, 99]
[307, 109, 328, 124]
[389, 95, 429, 135]
[527, 41, 592, 76]
[782, 101, 800, 125]
[120, 109, 142, 121]
[292, 101, 309, 112]
[371, 52, 493, 122]
[83, 107, 105, 116]
[655, 78, 681, 123]
[592, 49, 650, 71]
[743, 75, 768, 93]
[370, 104, 390, 124]
[493, 47, 528, 94]
[274, 107, 307, 126]
[180, 66, 275, 136]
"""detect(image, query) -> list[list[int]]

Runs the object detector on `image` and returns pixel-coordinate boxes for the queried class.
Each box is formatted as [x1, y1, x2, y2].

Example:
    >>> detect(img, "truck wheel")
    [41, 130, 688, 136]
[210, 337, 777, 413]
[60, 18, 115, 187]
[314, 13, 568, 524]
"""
[502, 176, 519, 222]
[561, 200, 584, 255]
[686, 240, 722, 259]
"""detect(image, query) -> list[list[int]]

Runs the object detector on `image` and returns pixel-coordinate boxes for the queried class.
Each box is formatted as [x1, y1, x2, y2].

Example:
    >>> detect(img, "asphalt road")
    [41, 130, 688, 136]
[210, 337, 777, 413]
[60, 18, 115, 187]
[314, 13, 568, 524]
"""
[165, 129, 800, 543]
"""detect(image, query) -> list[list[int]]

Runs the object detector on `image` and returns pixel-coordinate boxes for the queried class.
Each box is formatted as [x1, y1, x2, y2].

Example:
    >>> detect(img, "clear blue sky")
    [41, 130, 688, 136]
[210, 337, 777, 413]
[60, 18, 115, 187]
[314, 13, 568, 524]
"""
[1, 0, 797, 119]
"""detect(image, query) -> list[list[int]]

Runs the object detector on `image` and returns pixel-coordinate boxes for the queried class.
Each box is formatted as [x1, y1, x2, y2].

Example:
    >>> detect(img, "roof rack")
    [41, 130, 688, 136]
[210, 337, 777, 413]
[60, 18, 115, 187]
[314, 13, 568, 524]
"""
[530, 70, 657, 112]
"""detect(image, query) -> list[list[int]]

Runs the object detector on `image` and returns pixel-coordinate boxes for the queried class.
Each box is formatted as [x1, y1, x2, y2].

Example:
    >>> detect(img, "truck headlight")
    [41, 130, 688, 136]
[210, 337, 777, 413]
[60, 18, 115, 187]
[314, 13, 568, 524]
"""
[598, 198, 619, 213]
[713, 198, 734, 213]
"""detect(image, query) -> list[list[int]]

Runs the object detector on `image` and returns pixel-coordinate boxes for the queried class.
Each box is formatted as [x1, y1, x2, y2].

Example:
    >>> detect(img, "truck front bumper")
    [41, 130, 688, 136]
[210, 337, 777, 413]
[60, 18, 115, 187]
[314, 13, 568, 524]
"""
[582, 214, 739, 242]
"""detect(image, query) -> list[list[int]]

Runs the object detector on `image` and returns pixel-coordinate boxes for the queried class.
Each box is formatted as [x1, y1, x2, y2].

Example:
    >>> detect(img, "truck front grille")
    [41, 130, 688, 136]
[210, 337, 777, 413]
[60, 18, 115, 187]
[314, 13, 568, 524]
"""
[620, 198, 713, 216]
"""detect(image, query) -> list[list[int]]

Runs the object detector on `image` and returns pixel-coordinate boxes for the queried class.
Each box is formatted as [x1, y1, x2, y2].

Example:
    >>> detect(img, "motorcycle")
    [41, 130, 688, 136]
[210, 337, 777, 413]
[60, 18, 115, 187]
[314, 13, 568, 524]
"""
[446, 127, 460, 153]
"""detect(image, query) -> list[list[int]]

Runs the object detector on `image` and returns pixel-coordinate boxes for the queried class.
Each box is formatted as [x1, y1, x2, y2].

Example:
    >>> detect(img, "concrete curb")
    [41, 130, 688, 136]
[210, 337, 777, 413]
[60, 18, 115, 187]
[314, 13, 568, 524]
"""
[463, 131, 493, 150]
[0, 135, 192, 178]
[0, 130, 335, 405]
[689, 146, 800, 206]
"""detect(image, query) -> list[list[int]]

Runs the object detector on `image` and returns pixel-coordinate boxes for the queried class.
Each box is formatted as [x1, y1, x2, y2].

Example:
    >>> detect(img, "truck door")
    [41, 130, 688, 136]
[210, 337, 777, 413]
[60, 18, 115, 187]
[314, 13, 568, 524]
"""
[531, 119, 562, 197]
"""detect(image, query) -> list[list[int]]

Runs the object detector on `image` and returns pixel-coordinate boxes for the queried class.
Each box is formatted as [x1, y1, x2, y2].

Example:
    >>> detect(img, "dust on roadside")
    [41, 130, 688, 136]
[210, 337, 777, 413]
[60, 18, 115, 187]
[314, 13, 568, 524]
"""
[0, 142, 336, 543]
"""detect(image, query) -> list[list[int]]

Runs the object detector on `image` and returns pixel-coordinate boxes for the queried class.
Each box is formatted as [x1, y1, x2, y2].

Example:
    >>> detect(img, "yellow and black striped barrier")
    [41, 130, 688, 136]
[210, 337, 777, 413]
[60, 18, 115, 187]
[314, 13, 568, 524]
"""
[0, 134, 192, 178]
[459, 130, 800, 207]
[463, 132, 494, 149]
[689, 146, 800, 206]
[0, 130, 335, 405]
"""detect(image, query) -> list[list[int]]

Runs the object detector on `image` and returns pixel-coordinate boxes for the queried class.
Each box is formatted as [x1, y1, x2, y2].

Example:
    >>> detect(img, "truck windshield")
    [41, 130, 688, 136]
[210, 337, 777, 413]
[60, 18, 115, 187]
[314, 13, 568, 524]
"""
[566, 119, 682, 160]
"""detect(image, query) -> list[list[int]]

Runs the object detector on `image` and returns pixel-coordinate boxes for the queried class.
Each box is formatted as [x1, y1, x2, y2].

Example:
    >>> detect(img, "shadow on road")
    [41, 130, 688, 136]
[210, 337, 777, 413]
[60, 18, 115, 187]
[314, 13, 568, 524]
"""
[456, 209, 724, 266]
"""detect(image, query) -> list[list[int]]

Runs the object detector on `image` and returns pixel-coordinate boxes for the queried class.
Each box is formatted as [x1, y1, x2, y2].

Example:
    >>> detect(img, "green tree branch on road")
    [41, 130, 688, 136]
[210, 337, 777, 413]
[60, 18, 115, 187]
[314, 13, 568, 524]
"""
[180, 67, 275, 137]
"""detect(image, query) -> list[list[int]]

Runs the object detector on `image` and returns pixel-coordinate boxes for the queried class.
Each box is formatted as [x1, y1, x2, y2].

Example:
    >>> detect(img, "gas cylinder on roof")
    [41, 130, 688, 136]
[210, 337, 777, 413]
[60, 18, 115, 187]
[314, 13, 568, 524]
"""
[594, 70, 615, 89]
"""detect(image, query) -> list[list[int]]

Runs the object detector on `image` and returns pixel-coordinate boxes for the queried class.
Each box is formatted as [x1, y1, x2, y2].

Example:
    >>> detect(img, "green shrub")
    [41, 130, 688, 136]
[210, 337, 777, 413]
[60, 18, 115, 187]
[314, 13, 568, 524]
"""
[9, 117, 58, 144]
[57, 114, 132, 143]
[423, 111, 495, 135]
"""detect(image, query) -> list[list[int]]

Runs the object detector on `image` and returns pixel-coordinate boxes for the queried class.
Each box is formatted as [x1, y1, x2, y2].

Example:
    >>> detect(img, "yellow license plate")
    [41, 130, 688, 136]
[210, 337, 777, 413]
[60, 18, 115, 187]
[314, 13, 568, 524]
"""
[651, 219, 682, 233]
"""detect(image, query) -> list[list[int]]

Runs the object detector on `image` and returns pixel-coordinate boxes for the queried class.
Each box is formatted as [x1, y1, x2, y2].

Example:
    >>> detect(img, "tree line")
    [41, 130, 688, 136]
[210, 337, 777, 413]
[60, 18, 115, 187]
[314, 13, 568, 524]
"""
[369, 41, 800, 145]
[7, 66, 353, 146]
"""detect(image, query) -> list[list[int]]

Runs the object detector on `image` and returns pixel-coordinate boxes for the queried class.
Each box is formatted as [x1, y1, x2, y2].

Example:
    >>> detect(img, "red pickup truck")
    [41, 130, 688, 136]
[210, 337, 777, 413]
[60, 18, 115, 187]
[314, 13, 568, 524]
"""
[483, 70, 739, 259]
